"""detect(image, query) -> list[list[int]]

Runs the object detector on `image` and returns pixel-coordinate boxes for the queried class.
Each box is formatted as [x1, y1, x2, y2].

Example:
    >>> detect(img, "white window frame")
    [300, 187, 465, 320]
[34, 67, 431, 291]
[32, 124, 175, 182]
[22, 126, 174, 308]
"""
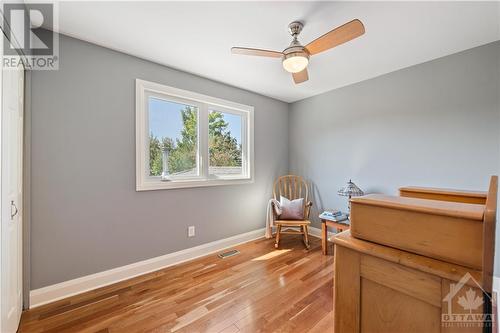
[136, 79, 254, 191]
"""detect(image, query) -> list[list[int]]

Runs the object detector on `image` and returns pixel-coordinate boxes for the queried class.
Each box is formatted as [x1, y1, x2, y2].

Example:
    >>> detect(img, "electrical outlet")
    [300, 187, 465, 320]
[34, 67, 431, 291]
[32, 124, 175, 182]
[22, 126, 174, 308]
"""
[188, 226, 195, 237]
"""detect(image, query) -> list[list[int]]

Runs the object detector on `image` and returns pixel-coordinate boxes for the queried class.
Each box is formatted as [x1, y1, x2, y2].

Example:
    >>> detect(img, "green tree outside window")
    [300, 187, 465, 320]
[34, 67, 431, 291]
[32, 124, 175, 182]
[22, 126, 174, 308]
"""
[149, 107, 242, 176]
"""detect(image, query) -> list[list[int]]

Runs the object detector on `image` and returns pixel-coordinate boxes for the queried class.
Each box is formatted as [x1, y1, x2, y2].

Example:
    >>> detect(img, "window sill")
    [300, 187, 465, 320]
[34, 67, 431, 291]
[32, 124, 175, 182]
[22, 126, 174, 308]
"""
[136, 177, 254, 191]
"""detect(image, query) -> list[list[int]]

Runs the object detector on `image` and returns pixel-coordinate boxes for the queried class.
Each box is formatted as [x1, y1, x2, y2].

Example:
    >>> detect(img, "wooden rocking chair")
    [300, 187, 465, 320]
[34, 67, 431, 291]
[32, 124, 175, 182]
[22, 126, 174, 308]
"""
[273, 175, 313, 249]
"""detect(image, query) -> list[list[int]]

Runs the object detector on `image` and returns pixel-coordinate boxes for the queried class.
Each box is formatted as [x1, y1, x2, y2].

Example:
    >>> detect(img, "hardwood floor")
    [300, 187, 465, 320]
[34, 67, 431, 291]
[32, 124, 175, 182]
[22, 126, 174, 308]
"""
[19, 235, 334, 333]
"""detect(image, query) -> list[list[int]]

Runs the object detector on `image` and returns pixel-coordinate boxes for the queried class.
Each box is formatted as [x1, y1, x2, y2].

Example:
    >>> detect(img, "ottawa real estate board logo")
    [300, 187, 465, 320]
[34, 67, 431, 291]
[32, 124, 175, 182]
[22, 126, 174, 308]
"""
[2, 2, 59, 70]
[442, 272, 495, 329]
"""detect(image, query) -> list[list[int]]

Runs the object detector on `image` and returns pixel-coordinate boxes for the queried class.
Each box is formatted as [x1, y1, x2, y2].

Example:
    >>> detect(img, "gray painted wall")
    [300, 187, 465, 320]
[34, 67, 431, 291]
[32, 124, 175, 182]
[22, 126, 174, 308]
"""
[30, 34, 500, 289]
[30, 34, 289, 289]
[289, 41, 500, 271]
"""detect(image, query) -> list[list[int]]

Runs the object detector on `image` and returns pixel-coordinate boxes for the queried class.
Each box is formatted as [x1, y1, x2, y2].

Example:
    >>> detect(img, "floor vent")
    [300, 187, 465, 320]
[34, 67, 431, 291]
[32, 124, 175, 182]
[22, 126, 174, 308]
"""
[218, 249, 240, 259]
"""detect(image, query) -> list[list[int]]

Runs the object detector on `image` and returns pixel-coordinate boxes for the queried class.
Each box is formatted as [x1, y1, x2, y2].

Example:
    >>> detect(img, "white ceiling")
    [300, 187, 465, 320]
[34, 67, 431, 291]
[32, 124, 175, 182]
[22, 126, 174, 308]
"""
[55, 1, 500, 103]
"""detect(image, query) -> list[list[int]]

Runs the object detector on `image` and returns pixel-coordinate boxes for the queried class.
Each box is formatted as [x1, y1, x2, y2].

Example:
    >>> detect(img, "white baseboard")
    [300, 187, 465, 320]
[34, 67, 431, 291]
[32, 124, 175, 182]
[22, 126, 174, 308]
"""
[308, 226, 336, 239]
[29, 228, 266, 308]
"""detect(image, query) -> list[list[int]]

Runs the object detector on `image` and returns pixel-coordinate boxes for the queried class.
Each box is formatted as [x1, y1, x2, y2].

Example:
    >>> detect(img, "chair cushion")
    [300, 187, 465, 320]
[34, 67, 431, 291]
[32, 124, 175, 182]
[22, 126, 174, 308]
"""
[279, 196, 304, 220]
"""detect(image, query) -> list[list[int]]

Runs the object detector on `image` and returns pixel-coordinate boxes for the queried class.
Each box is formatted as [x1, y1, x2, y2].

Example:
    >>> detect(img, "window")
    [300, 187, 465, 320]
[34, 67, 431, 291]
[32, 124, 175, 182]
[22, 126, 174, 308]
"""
[148, 97, 199, 178]
[136, 79, 254, 190]
[208, 109, 245, 178]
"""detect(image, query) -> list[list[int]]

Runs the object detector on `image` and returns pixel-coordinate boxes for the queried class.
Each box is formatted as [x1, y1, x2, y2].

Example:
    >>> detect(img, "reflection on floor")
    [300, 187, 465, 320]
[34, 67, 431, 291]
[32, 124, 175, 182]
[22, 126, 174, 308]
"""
[20, 235, 334, 333]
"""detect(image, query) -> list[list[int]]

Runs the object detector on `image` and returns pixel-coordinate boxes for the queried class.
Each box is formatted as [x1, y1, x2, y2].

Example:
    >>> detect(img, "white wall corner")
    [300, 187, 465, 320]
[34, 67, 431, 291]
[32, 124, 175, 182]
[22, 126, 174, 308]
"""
[308, 226, 336, 240]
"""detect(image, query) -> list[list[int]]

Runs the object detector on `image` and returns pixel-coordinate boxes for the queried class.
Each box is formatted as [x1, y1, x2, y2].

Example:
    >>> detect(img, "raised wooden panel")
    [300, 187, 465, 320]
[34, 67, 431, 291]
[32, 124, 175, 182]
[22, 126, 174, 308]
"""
[334, 245, 360, 333]
[399, 186, 487, 205]
[360, 278, 441, 333]
[360, 255, 442, 307]
[350, 195, 484, 269]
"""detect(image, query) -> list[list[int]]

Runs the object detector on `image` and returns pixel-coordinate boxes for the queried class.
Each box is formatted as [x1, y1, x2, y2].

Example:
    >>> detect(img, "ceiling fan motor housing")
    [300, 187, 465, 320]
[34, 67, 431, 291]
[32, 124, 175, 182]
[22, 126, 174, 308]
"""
[282, 46, 310, 62]
[288, 21, 304, 37]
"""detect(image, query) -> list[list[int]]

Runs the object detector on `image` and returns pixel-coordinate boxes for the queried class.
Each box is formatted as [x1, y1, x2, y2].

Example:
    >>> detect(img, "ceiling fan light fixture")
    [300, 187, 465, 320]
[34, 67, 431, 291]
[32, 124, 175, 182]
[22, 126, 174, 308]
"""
[282, 51, 309, 73]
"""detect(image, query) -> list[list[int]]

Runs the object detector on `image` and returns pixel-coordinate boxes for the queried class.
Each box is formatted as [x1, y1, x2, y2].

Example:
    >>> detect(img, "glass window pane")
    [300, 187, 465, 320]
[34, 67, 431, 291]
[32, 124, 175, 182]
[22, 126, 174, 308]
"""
[148, 97, 198, 178]
[208, 110, 243, 176]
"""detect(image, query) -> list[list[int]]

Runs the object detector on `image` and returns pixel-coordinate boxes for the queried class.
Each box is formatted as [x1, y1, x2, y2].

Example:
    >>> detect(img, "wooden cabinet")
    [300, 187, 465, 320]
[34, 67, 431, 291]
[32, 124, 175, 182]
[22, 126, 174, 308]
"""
[334, 232, 485, 333]
[333, 177, 497, 333]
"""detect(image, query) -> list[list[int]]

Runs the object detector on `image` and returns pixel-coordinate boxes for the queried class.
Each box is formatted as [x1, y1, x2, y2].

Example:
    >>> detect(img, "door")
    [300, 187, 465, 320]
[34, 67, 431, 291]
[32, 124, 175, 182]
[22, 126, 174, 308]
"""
[0, 38, 24, 332]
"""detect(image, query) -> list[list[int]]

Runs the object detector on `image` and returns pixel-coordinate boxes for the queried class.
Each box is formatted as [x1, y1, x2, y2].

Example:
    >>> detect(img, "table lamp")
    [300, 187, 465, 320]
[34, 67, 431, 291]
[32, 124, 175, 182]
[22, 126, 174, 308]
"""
[338, 179, 364, 215]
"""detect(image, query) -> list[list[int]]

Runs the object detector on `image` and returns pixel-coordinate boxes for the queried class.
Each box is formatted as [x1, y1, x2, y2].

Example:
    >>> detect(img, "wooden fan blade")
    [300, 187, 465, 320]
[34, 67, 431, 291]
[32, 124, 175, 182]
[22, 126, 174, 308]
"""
[292, 68, 308, 84]
[306, 19, 365, 55]
[231, 47, 282, 58]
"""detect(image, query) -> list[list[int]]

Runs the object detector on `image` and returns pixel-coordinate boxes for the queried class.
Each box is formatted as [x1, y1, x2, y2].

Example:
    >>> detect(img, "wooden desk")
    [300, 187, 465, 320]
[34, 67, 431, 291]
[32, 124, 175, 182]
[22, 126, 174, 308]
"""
[321, 218, 350, 255]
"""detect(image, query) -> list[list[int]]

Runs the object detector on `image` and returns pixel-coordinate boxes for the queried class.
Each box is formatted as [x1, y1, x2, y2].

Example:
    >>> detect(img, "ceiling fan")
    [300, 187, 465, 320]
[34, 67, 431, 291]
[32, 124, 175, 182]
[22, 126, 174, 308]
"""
[231, 19, 365, 84]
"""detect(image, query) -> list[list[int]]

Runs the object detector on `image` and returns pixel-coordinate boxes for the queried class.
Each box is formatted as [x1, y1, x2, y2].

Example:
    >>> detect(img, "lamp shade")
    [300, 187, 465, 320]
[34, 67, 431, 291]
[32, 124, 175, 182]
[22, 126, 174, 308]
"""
[338, 180, 364, 197]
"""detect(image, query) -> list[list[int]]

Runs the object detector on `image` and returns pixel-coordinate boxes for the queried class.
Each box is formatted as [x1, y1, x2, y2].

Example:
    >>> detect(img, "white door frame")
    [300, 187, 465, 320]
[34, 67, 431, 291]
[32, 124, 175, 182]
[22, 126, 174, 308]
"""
[1, 55, 24, 333]
[0, 23, 3, 333]
[0, 16, 26, 332]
